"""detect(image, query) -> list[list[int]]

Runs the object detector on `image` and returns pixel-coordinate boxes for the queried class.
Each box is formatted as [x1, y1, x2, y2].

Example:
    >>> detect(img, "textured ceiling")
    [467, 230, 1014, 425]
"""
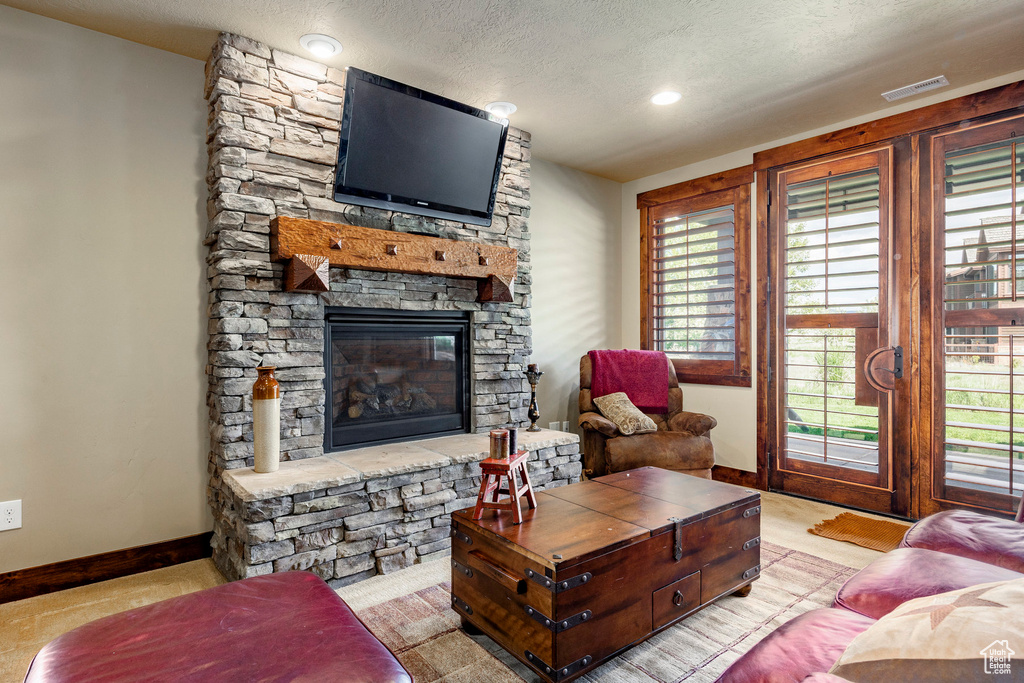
[5, 0, 1024, 181]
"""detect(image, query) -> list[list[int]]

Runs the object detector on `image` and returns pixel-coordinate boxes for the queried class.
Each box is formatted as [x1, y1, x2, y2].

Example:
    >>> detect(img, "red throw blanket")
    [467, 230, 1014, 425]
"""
[588, 349, 669, 413]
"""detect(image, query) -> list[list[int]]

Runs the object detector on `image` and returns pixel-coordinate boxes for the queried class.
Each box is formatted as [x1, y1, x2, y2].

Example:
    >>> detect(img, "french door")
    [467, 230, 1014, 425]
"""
[921, 115, 1024, 517]
[767, 147, 906, 513]
[763, 113, 1024, 518]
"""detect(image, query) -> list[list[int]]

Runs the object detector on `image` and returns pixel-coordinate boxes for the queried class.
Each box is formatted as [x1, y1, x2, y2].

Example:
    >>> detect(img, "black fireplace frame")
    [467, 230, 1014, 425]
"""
[323, 307, 472, 452]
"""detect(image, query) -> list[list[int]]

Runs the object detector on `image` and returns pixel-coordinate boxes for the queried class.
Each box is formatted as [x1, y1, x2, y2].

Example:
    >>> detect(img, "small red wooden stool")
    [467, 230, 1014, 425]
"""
[472, 450, 537, 524]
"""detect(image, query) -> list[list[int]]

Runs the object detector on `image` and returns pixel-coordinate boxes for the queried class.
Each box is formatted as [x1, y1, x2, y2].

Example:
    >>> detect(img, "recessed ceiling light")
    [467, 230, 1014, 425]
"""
[484, 101, 517, 118]
[299, 34, 342, 58]
[650, 90, 682, 106]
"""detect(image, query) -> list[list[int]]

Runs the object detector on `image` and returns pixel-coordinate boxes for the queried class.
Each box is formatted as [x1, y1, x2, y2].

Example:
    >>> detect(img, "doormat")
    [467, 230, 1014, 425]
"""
[808, 512, 911, 552]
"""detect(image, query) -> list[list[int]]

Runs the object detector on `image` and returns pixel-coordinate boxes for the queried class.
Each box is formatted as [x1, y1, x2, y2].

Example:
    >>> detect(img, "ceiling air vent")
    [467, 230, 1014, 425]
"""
[881, 75, 950, 102]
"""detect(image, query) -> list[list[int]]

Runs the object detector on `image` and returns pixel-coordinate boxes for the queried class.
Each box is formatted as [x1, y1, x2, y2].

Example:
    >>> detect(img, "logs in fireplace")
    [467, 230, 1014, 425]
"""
[345, 375, 438, 420]
[324, 308, 471, 451]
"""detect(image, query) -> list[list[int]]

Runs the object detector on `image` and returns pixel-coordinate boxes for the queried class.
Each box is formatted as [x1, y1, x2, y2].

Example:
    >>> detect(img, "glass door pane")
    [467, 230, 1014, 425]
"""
[942, 330, 1024, 497]
[784, 169, 882, 316]
[773, 149, 893, 500]
[784, 327, 880, 473]
[936, 125, 1024, 510]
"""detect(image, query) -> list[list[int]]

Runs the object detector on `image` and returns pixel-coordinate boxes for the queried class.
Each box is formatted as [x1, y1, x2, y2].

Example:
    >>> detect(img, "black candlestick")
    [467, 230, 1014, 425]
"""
[525, 363, 544, 432]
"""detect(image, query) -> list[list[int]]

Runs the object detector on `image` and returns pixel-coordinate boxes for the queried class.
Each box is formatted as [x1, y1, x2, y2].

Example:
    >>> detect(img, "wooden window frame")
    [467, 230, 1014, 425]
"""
[638, 166, 753, 387]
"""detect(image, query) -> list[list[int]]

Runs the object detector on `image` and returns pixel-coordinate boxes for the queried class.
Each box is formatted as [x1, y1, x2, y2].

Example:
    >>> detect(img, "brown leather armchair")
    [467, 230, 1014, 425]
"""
[578, 353, 716, 479]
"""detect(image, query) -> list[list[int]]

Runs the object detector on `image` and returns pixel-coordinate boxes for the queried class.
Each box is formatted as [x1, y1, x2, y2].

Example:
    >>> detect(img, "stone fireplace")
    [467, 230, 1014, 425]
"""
[203, 32, 581, 585]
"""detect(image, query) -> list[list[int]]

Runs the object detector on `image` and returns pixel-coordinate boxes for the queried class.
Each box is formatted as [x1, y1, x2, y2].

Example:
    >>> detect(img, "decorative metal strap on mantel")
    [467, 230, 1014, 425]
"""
[270, 216, 518, 302]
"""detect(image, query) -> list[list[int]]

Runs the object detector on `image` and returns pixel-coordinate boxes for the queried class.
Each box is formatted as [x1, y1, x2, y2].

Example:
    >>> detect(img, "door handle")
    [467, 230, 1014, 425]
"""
[864, 345, 903, 393]
[890, 346, 904, 380]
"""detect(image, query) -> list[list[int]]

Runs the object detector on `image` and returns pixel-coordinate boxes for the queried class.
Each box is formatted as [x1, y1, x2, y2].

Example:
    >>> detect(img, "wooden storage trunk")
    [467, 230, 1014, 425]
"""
[451, 466, 761, 682]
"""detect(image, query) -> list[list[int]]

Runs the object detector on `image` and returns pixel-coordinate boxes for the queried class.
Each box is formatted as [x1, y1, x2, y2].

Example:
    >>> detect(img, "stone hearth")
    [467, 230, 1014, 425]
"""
[215, 429, 580, 583]
[202, 32, 582, 584]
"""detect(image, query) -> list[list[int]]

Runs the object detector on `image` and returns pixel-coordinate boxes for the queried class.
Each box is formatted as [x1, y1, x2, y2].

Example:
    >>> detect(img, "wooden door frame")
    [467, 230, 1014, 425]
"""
[916, 114, 1024, 518]
[763, 145, 905, 513]
[753, 80, 1024, 517]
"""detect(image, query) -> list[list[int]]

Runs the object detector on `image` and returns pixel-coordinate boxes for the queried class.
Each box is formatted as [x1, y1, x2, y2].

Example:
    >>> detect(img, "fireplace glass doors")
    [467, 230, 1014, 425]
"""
[324, 308, 471, 451]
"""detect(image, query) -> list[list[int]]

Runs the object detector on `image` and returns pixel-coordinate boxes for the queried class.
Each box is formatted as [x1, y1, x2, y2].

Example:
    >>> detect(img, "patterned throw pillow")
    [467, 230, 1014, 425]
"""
[831, 577, 1024, 681]
[592, 392, 658, 436]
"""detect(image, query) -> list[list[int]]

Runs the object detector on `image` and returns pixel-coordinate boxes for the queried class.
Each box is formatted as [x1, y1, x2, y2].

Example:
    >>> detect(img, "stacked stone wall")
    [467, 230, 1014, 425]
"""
[203, 32, 533, 473]
[214, 440, 582, 585]
[203, 32, 562, 585]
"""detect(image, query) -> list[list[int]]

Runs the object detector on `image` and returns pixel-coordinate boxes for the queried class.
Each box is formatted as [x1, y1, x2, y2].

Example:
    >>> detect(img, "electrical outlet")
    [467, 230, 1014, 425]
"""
[548, 421, 560, 431]
[562, 421, 570, 432]
[0, 500, 21, 531]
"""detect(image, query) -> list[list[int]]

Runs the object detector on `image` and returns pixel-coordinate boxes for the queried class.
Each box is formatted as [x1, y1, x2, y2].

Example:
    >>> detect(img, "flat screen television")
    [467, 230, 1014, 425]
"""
[333, 68, 509, 227]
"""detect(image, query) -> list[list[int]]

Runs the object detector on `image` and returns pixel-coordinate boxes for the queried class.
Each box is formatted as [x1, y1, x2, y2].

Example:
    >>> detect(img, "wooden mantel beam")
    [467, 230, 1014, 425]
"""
[270, 217, 517, 302]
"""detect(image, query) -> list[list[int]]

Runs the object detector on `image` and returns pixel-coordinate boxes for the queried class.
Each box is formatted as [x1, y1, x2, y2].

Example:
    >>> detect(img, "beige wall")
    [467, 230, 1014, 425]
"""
[621, 68, 1024, 473]
[0, 6, 208, 572]
[530, 159, 623, 434]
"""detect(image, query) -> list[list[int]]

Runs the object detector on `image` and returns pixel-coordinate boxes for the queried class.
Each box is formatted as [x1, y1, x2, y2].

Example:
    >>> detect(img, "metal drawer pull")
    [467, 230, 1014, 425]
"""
[673, 590, 685, 607]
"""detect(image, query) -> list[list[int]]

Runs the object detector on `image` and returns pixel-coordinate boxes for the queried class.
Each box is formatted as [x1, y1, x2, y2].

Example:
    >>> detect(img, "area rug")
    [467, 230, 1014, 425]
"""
[808, 512, 911, 553]
[354, 542, 857, 682]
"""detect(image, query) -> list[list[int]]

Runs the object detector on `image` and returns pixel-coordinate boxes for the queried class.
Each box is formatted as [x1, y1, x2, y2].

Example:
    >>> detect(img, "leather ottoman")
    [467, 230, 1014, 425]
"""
[900, 508, 1024, 573]
[23, 571, 411, 683]
[833, 547, 1023, 620]
[715, 608, 875, 683]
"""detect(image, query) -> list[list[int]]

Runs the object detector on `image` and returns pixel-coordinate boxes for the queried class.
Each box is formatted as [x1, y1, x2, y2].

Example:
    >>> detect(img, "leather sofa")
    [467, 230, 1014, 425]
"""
[23, 571, 412, 682]
[578, 353, 716, 478]
[899, 504, 1024, 572]
[717, 507, 1024, 682]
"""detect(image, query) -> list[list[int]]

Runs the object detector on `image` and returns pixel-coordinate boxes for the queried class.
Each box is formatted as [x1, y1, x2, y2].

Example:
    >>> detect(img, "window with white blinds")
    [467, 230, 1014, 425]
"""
[651, 204, 736, 359]
[784, 169, 882, 316]
[941, 135, 1024, 500]
[640, 175, 751, 387]
[780, 165, 884, 477]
